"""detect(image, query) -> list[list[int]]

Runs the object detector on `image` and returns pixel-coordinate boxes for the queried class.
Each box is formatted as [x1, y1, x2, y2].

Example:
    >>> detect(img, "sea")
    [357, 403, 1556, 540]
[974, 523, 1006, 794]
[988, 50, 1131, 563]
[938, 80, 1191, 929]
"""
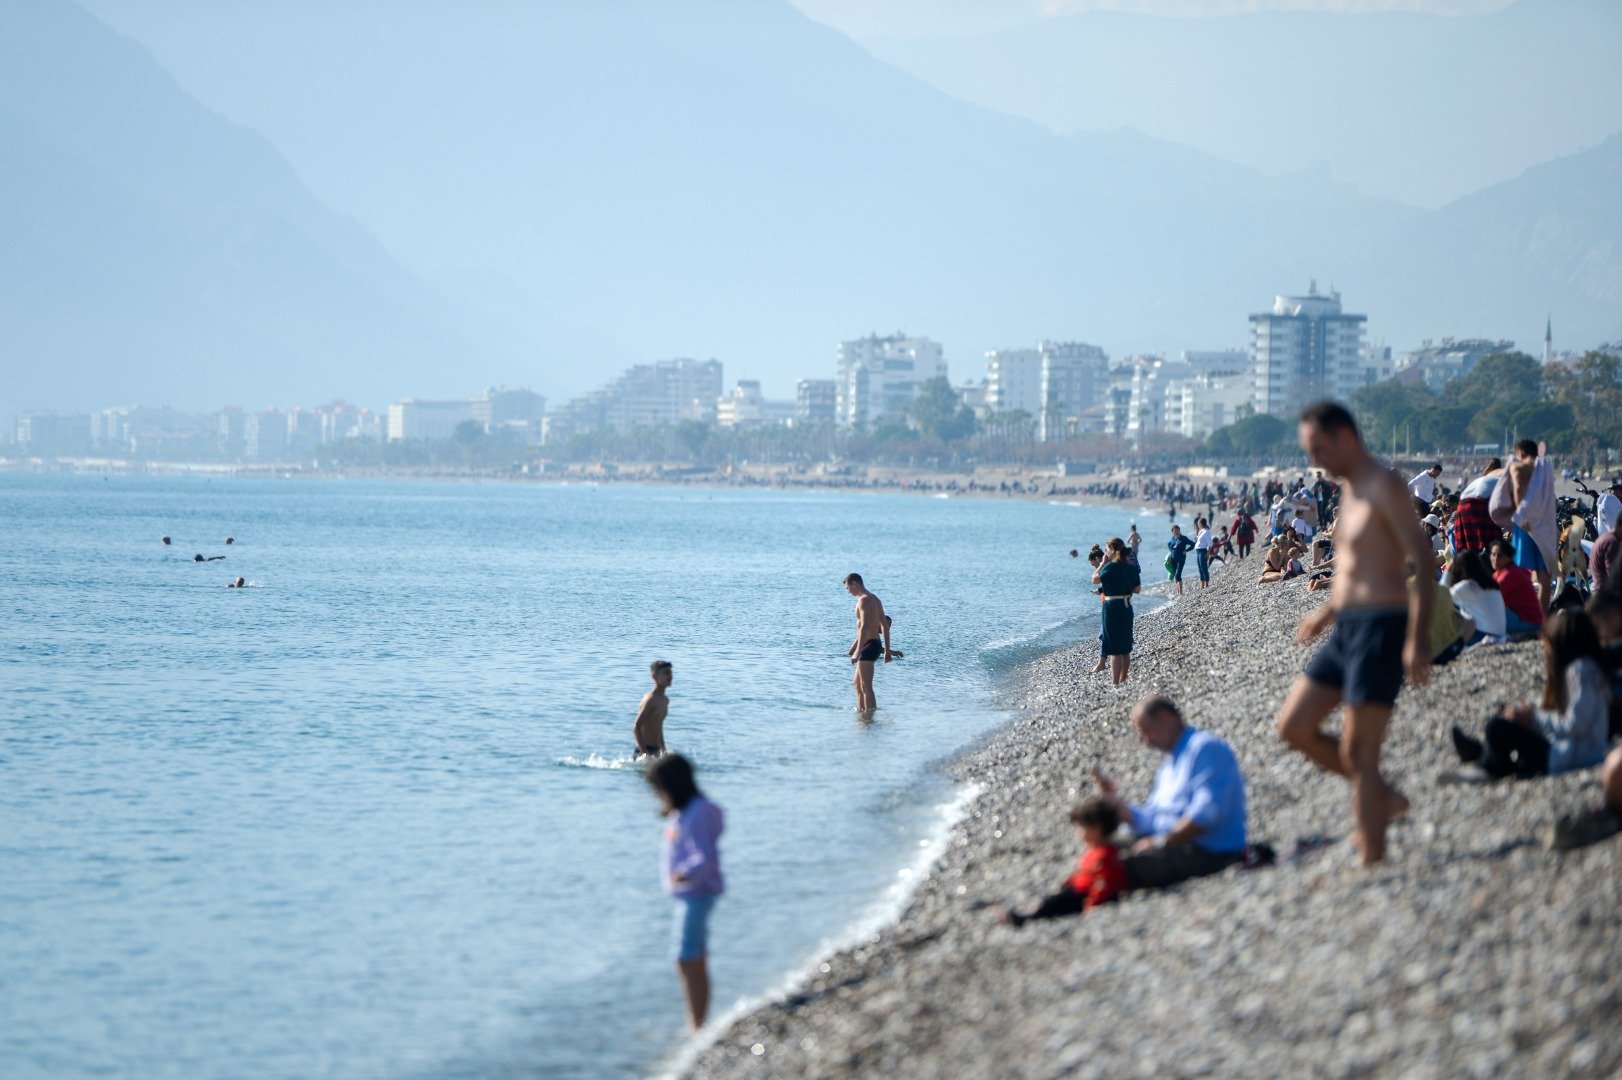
[0, 473, 1155, 1078]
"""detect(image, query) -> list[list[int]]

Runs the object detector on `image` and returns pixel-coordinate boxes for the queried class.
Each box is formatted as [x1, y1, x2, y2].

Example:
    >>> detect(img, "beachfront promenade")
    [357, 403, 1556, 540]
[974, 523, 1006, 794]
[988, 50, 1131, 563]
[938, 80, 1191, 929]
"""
[683, 565, 1620, 1077]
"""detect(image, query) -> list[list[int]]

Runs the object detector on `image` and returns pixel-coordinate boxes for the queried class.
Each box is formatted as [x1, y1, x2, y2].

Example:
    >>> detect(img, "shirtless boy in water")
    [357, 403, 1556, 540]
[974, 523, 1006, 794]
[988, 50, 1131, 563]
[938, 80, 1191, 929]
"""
[633, 660, 673, 758]
[844, 573, 891, 712]
[1275, 402, 1433, 865]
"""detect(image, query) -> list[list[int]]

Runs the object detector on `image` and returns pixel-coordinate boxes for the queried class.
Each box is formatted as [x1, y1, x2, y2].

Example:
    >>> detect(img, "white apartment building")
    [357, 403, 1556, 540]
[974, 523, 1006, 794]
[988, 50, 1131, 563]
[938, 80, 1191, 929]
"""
[795, 379, 837, 424]
[1125, 349, 1250, 444]
[984, 347, 1043, 416]
[1037, 340, 1109, 441]
[472, 387, 546, 445]
[552, 358, 723, 438]
[1250, 283, 1368, 417]
[1391, 338, 1513, 393]
[835, 333, 946, 430]
[387, 399, 474, 441]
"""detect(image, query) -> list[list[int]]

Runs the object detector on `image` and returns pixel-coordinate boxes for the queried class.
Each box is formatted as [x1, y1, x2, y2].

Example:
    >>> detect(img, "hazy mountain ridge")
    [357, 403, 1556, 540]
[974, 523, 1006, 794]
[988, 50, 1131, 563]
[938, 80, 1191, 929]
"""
[9, 0, 1619, 421]
[0, 0, 537, 422]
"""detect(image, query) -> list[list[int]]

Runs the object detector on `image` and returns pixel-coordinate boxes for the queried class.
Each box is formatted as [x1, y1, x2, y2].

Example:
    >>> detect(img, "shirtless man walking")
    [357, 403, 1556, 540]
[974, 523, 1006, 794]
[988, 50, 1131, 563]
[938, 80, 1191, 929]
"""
[1275, 402, 1433, 865]
[844, 573, 891, 712]
[633, 660, 673, 758]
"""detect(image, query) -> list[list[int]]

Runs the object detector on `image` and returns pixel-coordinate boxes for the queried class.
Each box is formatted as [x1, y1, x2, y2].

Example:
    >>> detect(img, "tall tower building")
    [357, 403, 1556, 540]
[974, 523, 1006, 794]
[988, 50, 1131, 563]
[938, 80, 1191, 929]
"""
[1250, 282, 1367, 417]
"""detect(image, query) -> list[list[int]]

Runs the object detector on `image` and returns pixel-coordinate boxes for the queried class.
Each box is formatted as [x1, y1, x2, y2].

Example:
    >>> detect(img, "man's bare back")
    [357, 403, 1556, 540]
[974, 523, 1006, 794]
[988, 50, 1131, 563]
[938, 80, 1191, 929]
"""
[634, 661, 674, 757]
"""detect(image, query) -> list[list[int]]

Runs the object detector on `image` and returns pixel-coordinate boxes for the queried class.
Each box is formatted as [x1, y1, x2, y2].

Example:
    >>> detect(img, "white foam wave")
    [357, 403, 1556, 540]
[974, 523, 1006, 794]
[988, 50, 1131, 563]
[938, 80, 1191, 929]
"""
[554, 753, 640, 771]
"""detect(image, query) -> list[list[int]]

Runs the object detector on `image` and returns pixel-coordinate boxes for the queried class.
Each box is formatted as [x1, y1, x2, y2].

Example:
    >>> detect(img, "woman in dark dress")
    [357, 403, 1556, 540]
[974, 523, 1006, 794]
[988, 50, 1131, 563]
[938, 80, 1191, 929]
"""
[1093, 537, 1142, 685]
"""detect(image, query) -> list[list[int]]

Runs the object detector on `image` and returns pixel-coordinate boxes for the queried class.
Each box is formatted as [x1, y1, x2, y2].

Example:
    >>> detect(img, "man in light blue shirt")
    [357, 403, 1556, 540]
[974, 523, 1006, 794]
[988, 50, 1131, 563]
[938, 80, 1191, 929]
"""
[1093, 694, 1249, 890]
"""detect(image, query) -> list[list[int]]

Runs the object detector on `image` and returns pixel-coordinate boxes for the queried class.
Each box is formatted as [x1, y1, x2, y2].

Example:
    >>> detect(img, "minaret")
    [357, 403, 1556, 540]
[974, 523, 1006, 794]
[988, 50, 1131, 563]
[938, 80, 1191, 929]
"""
[1544, 314, 1553, 365]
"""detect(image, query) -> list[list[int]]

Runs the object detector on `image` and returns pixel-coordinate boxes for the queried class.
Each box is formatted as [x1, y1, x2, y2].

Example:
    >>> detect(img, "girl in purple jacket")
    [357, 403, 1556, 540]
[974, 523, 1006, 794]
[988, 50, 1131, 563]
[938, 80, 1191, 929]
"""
[648, 754, 724, 1030]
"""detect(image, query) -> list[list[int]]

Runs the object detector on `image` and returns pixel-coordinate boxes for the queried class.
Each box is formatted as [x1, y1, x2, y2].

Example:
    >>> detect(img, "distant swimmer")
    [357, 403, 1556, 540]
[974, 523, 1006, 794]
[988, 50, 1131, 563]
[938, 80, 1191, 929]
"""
[161, 536, 171, 546]
[225, 536, 235, 545]
[634, 660, 673, 759]
[194, 554, 226, 562]
[844, 572, 891, 712]
[228, 577, 246, 588]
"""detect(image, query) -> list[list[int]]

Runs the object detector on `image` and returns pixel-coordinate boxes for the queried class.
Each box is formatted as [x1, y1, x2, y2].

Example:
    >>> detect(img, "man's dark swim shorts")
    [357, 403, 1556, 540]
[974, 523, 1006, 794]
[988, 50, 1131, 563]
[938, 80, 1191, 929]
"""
[1303, 608, 1408, 706]
[854, 639, 884, 663]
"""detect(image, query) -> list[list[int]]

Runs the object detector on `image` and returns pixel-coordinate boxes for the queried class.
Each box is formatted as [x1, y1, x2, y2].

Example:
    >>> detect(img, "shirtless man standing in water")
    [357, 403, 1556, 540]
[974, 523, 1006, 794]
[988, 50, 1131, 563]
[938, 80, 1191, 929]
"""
[844, 573, 891, 712]
[1275, 402, 1433, 865]
[633, 660, 673, 758]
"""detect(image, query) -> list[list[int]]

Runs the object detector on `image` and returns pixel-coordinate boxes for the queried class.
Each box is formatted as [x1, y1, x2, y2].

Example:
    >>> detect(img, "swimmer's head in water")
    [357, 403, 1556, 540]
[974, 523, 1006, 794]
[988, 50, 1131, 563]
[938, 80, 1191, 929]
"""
[194, 554, 204, 562]
[161, 536, 171, 545]
[225, 536, 235, 545]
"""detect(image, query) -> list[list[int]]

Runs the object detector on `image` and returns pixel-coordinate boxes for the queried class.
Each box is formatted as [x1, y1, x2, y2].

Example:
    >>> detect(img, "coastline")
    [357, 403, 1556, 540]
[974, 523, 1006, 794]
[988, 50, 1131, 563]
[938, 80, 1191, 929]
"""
[681, 564, 1622, 1077]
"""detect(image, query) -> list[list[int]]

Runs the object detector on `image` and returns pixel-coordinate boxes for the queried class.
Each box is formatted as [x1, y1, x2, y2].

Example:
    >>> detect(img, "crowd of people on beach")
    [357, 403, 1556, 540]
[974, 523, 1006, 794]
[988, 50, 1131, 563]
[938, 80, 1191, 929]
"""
[633, 402, 1622, 1034]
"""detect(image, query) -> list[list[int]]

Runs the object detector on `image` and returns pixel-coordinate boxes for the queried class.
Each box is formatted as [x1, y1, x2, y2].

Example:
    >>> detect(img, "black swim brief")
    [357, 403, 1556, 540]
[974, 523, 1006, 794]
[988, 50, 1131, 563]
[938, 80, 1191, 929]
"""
[853, 638, 883, 663]
[1303, 608, 1408, 707]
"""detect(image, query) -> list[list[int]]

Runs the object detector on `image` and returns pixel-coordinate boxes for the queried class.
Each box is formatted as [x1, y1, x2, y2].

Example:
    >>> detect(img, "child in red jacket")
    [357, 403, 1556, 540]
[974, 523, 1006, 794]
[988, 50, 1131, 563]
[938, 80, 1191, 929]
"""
[1000, 797, 1127, 926]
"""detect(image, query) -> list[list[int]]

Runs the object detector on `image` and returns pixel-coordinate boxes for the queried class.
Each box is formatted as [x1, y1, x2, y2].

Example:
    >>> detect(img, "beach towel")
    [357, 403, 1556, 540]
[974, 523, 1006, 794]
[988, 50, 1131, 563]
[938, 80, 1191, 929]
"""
[1512, 456, 1559, 574]
[1450, 497, 1500, 552]
[1488, 468, 1516, 528]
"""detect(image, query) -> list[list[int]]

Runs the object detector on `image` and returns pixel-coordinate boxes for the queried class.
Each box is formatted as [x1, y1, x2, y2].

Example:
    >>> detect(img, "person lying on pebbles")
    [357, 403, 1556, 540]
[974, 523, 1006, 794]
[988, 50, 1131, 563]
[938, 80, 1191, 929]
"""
[1450, 608, 1612, 782]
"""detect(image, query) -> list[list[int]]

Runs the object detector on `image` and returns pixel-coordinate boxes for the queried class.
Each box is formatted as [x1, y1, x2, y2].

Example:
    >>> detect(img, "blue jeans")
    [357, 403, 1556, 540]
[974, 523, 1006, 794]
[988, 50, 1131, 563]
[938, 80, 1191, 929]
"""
[1505, 611, 1540, 636]
[1195, 550, 1210, 582]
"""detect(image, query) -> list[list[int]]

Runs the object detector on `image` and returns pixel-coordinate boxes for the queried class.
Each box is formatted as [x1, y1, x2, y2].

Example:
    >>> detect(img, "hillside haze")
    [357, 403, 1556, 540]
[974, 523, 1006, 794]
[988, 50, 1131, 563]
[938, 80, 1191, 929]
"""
[12, 0, 1621, 420]
[69, 0, 1416, 390]
[0, 0, 565, 425]
[855, 0, 1622, 209]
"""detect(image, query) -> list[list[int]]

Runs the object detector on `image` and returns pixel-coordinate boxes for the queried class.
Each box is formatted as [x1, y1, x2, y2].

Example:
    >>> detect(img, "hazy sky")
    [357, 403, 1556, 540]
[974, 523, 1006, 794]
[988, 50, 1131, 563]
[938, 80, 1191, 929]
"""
[789, 0, 1620, 207]
[790, 0, 1513, 38]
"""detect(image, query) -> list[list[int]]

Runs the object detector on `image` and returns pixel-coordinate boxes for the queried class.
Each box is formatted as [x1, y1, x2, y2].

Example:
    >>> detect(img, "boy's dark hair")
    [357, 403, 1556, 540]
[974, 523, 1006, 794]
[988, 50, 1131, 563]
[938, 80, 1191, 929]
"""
[1298, 400, 1360, 438]
[843, 572, 864, 587]
[1069, 795, 1121, 835]
[646, 753, 701, 810]
[651, 659, 673, 676]
[1515, 438, 1539, 458]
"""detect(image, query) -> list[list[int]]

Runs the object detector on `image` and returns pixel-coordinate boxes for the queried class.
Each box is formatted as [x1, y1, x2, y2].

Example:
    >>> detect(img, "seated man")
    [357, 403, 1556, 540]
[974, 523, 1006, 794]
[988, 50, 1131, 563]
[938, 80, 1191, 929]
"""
[1092, 695, 1249, 890]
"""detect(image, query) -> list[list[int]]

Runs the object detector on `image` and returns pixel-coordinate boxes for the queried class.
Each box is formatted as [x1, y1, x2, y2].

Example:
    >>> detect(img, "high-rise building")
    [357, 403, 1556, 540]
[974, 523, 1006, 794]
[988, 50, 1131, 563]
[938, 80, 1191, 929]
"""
[984, 347, 1042, 416]
[551, 359, 723, 438]
[1250, 283, 1367, 416]
[1036, 340, 1109, 441]
[386, 399, 474, 441]
[835, 333, 946, 430]
[245, 409, 288, 460]
[15, 412, 91, 455]
[472, 387, 546, 445]
[795, 379, 837, 424]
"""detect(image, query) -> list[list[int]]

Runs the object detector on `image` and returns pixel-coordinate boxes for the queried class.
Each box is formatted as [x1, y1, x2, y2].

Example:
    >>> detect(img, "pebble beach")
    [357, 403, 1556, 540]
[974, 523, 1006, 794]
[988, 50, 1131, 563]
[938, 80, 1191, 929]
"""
[683, 561, 1622, 1079]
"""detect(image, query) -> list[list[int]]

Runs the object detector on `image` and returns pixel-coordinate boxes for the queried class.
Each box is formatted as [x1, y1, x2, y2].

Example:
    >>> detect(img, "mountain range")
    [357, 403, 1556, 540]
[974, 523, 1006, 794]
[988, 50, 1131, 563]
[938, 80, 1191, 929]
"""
[5, 0, 1619, 427]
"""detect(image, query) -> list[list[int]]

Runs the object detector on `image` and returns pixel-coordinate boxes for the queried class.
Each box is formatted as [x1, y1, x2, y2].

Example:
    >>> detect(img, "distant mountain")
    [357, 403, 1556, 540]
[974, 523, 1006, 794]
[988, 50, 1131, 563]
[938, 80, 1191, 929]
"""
[25, 0, 1622, 415]
[70, 0, 1423, 394]
[0, 0, 555, 423]
[856, 0, 1622, 209]
[1360, 133, 1622, 346]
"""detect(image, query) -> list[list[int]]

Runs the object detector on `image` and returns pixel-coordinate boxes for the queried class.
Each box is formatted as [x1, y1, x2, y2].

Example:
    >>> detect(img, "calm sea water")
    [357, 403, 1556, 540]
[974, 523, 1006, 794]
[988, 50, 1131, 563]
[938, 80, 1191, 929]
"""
[0, 474, 1145, 1078]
